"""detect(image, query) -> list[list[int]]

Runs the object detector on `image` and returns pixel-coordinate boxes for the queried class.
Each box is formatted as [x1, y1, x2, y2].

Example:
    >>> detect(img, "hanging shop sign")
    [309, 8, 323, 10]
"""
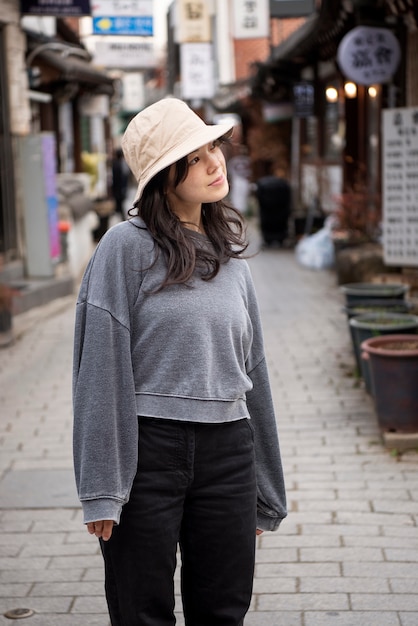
[176, 0, 211, 43]
[382, 107, 418, 267]
[122, 73, 145, 111]
[91, 0, 152, 14]
[92, 15, 153, 35]
[232, 0, 269, 39]
[93, 39, 155, 68]
[92, 0, 153, 35]
[337, 25, 401, 86]
[20, 0, 91, 16]
[293, 82, 315, 118]
[180, 42, 214, 100]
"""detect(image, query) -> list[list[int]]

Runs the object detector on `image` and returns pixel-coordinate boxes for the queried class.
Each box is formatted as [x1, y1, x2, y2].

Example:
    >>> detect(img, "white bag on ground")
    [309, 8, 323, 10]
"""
[295, 218, 335, 270]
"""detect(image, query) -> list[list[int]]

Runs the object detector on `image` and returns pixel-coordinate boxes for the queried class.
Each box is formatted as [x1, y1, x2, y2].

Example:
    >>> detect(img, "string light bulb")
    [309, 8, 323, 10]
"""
[325, 86, 338, 103]
[344, 82, 357, 98]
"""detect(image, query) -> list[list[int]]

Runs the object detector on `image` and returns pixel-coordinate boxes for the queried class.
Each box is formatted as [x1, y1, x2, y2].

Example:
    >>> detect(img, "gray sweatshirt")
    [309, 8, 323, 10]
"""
[73, 216, 286, 531]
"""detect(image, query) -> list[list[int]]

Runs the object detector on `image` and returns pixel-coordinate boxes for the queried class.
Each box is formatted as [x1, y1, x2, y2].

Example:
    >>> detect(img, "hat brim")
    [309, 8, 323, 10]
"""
[132, 122, 235, 204]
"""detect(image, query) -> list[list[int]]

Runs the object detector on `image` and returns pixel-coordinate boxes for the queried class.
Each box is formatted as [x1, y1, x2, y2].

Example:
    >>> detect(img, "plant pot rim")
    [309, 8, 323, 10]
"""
[344, 299, 413, 314]
[349, 312, 418, 330]
[361, 334, 418, 357]
[340, 283, 409, 296]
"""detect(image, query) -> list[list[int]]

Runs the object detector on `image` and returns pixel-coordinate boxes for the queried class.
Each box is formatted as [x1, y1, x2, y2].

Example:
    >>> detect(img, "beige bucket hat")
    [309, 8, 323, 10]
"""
[121, 97, 235, 204]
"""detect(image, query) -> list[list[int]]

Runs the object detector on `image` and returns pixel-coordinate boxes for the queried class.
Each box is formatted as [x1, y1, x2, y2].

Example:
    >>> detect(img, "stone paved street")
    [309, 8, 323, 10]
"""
[1, 229, 418, 626]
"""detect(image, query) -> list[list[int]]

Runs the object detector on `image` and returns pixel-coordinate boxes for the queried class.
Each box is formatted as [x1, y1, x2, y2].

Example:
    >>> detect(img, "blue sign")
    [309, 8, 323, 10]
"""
[93, 16, 153, 36]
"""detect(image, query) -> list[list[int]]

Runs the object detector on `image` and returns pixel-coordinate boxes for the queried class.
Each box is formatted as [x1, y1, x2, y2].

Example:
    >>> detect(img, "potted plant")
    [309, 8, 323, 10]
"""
[332, 185, 381, 250]
[348, 312, 418, 393]
[361, 334, 418, 434]
[343, 298, 413, 321]
[340, 283, 409, 307]
[331, 183, 391, 285]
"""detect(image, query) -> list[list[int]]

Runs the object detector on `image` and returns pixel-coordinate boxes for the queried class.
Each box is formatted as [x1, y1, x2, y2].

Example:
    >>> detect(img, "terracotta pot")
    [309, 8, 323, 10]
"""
[361, 334, 418, 434]
[349, 313, 418, 392]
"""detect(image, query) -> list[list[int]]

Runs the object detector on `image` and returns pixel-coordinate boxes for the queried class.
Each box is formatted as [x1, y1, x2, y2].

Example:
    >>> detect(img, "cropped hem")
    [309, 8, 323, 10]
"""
[135, 393, 249, 423]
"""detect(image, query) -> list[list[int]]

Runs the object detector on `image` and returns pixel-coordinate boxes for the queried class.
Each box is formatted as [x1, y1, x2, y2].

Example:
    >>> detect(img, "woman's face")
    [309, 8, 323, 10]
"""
[167, 139, 229, 213]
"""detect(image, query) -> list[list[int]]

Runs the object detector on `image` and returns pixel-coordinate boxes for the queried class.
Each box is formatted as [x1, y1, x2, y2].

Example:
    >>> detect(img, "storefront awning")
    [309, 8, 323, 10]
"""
[26, 31, 114, 94]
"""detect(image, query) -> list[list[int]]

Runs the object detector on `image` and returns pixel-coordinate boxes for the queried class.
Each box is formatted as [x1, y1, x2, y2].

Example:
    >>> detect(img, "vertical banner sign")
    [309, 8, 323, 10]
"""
[41, 134, 60, 261]
[232, 0, 269, 39]
[382, 107, 418, 267]
[293, 82, 315, 118]
[180, 42, 214, 100]
[177, 0, 211, 42]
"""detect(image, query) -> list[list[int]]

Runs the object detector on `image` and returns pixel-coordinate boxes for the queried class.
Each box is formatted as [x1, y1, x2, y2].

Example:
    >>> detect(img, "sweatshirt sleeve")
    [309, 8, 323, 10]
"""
[72, 222, 149, 525]
[244, 263, 287, 531]
[246, 358, 287, 531]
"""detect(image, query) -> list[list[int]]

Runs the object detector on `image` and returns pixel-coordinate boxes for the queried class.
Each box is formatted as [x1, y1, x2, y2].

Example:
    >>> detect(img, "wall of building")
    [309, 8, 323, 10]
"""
[2, 0, 31, 135]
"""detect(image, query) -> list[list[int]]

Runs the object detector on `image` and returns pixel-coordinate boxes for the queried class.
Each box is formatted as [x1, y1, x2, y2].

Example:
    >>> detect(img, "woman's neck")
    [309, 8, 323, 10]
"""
[174, 206, 204, 234]
[179, 219, 204, 234]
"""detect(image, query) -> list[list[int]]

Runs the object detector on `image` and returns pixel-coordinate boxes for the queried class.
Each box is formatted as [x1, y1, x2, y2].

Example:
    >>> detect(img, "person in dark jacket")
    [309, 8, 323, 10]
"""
[111, 148, 129, 217]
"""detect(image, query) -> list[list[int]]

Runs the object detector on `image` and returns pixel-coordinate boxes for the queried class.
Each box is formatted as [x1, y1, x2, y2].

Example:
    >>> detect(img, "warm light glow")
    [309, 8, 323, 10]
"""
[344, 82, 357, 98]
[325, 86, 338, 103]
[368, 86, 378, 98]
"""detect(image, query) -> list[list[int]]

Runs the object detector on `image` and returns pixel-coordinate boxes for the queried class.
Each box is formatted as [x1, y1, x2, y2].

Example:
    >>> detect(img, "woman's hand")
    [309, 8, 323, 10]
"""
[87, 520, 114, 541]
[256, 529, 264, 536]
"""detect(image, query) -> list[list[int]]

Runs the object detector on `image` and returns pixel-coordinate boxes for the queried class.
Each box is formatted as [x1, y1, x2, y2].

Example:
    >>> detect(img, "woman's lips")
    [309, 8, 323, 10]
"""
[209, 174, 225, 186]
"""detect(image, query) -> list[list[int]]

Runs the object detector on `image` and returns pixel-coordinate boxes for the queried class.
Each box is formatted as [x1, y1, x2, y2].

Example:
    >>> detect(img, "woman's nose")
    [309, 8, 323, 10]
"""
[207, 150, 222, 170]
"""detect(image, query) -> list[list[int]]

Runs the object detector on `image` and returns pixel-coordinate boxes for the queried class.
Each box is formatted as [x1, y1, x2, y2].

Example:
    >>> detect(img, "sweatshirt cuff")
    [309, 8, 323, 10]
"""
[81, 497, 124, 525]
[257, 510, 286, 532]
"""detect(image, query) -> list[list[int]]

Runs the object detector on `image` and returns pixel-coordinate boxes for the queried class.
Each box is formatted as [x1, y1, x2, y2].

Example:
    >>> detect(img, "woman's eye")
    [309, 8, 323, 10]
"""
[189, 156, 199, 165]
[210, 139, 221, 150]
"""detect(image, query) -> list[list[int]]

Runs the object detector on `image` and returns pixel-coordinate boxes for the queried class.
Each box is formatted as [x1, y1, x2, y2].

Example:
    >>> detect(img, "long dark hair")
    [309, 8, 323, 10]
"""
[128, 142, 248, 291]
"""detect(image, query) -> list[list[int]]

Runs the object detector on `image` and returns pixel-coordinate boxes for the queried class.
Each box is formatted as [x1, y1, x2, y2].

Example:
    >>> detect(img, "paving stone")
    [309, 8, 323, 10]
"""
[304, 612, 401, 626]
[245, 611, 302, 625]
[257, 592, 349, 611]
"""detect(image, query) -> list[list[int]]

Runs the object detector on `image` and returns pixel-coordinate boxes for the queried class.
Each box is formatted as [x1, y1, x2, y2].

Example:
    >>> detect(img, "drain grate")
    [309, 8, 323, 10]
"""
[4, 608, 35, 619]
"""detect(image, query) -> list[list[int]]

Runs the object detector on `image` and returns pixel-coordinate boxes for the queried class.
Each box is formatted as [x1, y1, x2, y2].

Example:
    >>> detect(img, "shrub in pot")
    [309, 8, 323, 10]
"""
[361, 334, 418, 434]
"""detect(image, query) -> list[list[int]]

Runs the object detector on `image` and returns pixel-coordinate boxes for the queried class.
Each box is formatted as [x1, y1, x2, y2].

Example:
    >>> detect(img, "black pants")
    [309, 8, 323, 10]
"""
[100, 417, 257, 626]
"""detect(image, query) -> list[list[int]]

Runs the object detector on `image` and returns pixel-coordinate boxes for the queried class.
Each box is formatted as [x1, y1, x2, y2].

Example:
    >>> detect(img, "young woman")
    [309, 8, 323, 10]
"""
[73, 97, 286, 626]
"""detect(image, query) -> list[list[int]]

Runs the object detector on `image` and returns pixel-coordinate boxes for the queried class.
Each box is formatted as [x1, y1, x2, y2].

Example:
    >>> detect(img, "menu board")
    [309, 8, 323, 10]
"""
[382, 107, 418, 266]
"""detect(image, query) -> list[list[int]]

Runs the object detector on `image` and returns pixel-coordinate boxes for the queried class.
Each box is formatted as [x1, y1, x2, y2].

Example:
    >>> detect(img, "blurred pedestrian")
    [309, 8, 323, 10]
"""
[111, 147, 129, 218]
[73, 97, 287, 626]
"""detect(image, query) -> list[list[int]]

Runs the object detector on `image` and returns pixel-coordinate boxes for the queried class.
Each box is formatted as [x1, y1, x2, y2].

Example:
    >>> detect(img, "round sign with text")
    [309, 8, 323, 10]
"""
[337, 25, 401, 86]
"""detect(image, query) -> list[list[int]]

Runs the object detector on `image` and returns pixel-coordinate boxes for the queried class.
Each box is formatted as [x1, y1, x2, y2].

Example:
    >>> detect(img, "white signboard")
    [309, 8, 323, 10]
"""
[232, 0, 269, 39]
[382, 107, 418, 267]
[94, 39, 155, 68]
[122, 72, 145, 111]
[337, 26, 401, 86]
[180, 42, 214, 100]
[91, 0, 152, 16]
